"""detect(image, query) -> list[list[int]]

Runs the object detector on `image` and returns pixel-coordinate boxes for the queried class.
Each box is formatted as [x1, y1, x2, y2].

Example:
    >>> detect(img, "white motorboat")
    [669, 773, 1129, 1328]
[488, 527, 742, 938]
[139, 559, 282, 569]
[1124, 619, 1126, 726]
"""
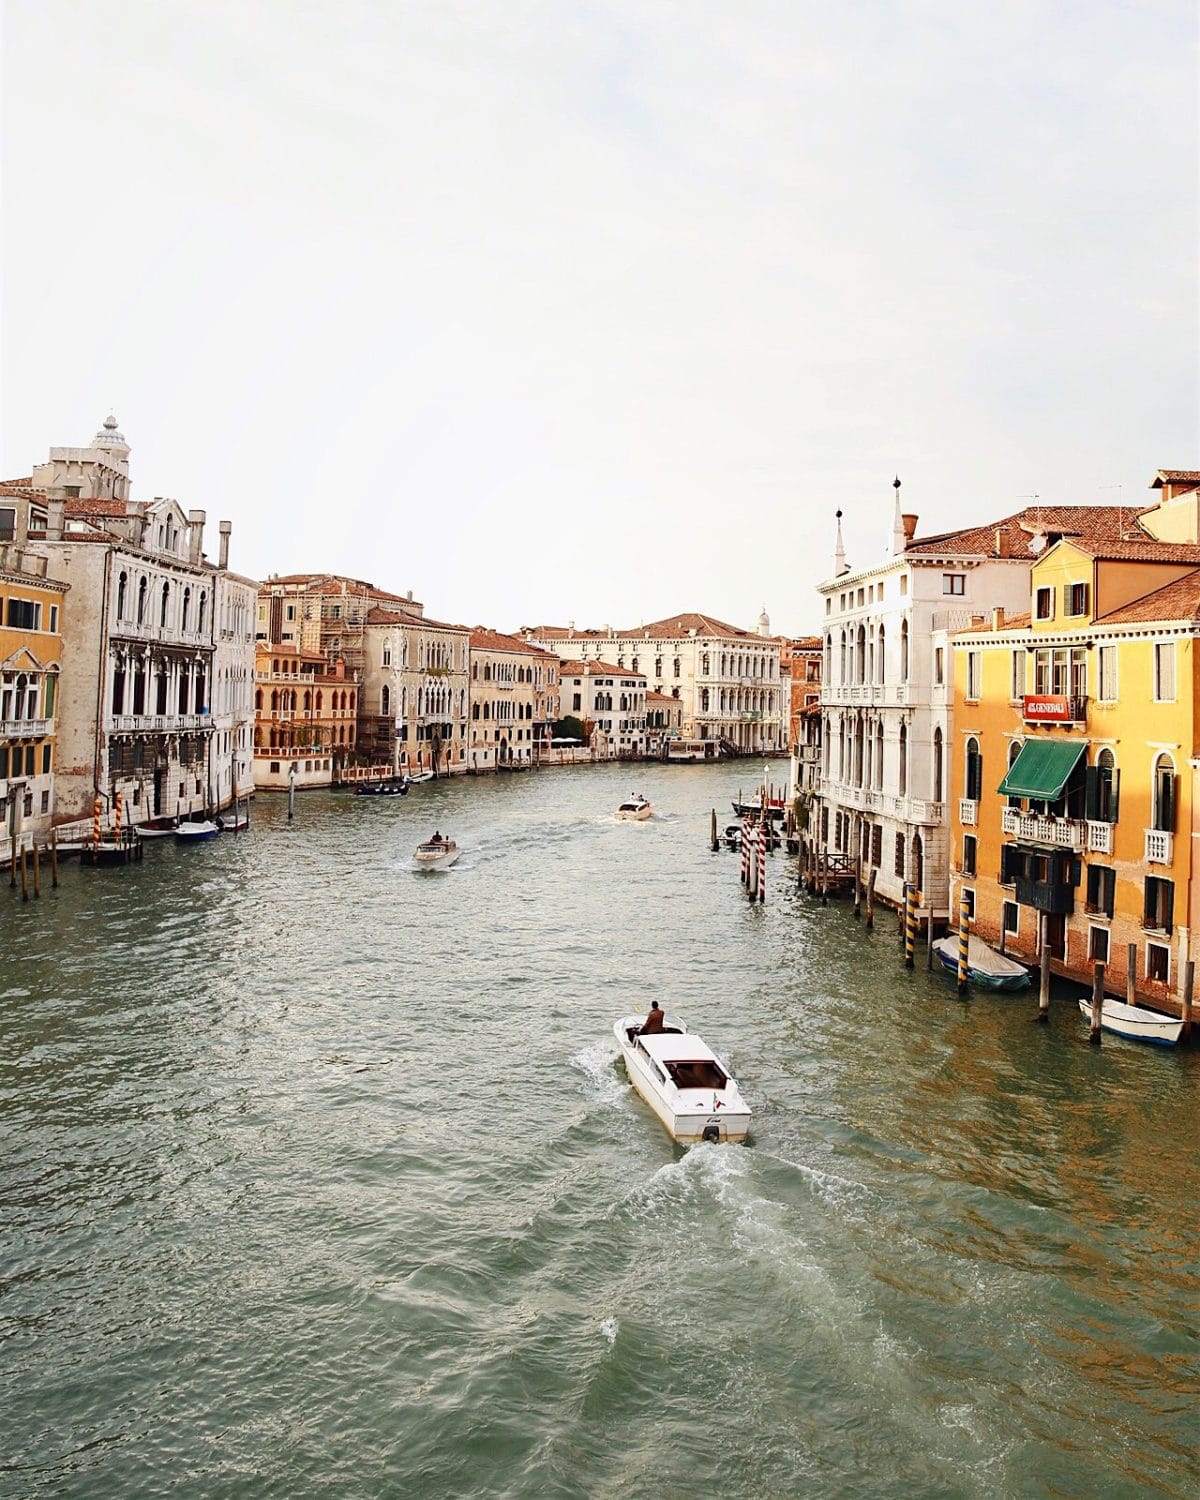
[408, 770, 435, 784]
[413, 834, 459, 870]
[1077, 996, 1184, 1047]
[933, 934, 1030, 990]
[613, 1013, 750, 1144]
[615, 793, 652, 821]
[175, 819, 220, 842]
[135, 817, 178, 839]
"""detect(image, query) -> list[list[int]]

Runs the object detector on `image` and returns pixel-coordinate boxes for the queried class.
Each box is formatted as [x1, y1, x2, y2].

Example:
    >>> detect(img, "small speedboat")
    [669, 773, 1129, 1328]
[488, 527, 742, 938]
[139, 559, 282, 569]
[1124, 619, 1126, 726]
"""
[175, 819, 220, 842]
[933, 934, 1030, 990]
[356, 778, 409, 797]
[731, 792, 787, 822]
[613, 1013, 750, 1144]
[217, 809, 250, 832]
[615, 794, 651, 821]
[413, 835, 459, 870]
[408, 770, 435, 785]
[1077, 996, 1184, 1047]
[136, 817, 178, 839]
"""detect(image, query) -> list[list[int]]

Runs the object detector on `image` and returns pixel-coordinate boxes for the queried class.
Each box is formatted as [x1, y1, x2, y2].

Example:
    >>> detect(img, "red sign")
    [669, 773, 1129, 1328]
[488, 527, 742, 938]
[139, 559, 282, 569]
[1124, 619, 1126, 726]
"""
[1024, 695, 1071, 722]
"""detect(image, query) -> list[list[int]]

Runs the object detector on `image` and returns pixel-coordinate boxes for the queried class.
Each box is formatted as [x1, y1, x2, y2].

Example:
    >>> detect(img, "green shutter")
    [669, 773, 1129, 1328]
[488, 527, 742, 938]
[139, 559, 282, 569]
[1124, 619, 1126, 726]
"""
[1084, 766, 1099, 820]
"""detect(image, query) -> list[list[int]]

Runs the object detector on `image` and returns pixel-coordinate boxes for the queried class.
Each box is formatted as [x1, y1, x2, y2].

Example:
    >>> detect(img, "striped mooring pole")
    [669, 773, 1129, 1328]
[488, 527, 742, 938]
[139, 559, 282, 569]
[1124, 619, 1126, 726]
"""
[956, 894, 970, 997]
[114, 791, 122, 844]
[740, 817, 752, 887]
[756, 821, 767, 903]
[92, 794, 102, 851]
[904, 884, 918, 969]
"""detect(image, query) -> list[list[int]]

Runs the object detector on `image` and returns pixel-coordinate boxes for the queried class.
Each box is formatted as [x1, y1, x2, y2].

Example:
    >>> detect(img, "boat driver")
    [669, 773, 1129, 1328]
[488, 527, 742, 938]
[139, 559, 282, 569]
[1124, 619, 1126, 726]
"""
[638, 1001, 665, 1035]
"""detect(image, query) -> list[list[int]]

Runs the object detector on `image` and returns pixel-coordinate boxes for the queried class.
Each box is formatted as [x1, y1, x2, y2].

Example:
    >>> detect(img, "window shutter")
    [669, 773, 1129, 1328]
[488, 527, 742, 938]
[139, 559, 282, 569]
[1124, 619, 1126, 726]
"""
[1144, 881, 1154, 927]
[1165, 882, 1174, 935]
[1110, 768, 1120, 824]
[1161, 773, 1176, 833]
[1084, 765, 1099, 820]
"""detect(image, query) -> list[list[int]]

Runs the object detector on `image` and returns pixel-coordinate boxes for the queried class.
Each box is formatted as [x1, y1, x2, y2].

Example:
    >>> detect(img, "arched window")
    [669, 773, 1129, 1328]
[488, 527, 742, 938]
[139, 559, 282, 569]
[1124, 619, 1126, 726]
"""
[856, 625, 866, 684]
[839, 631, 847, 684]
[137, 577, 148, 624]
[1153, 753, 1176, 832]
[381, 684, 390, 716]
[117, 572, 128, 619]
[255, 689, 263, 711]
[160, 582, 170, 627]
[965, 736, 982, 802]
[197, 593, 207, 632]
[182, 587, 192, 629]
[932, 727, 944, 802]
[900, 619, 909, 682]
[316, 691, 323, 711]
[1091, 747, 1119, 824]
[303, 690, 312, 712]
[877, 623, 885, 684]
[875, 721, 884, 789]
[271, 689, 279, 712]
[1007, 740, 1023, 809]
[899, 723, 908, 795]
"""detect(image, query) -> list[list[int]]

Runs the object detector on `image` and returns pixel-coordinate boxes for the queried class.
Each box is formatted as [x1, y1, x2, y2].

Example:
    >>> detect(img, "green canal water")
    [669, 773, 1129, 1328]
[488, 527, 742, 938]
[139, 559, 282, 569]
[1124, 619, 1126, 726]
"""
[2, 762, 1197, 1498]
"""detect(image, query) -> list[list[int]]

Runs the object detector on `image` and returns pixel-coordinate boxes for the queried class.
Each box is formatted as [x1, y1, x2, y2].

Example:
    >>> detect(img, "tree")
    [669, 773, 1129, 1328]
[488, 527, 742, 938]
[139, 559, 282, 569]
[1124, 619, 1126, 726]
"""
[553, 715, 586, 742]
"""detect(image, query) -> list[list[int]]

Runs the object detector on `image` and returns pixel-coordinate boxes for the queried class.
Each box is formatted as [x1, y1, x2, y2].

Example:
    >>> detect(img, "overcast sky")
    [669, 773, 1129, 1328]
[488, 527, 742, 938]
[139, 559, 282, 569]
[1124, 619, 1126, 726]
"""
[2, 1, 1197, 635]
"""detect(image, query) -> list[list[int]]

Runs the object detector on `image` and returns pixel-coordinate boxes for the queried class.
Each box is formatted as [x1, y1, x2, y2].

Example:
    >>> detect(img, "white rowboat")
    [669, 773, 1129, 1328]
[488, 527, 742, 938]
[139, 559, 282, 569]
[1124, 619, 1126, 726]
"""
[1077, 997, 1183, 1047]
[933, 934, 1030, 990]
[613, 1013, 750, 1144]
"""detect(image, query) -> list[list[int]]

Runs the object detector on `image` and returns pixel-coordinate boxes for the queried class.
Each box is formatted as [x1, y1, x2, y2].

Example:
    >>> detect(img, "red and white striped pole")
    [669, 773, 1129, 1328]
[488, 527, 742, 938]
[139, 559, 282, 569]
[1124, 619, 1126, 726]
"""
[740, 816, 751, 886]
[92, 795, 101, 851]
[113, 791, 122, 843]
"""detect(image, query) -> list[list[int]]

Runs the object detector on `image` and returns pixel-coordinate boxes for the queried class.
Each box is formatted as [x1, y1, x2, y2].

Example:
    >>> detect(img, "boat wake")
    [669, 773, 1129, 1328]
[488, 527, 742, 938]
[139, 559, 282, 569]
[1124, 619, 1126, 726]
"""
[569, 1041, 630, 1110]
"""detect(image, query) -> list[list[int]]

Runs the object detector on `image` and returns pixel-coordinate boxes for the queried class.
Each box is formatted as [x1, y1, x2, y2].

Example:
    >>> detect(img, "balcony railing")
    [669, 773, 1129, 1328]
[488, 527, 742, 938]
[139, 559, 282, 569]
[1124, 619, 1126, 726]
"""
[1145, 829, 1174, 865]
[1001, 807, 1084, 850]
[1086, 821, 1114, 855]
[109, 713, 211, 733]
[1015, 875, 1075, 915]
[959, 798, 978, 827]
[0, 717, 50, 739]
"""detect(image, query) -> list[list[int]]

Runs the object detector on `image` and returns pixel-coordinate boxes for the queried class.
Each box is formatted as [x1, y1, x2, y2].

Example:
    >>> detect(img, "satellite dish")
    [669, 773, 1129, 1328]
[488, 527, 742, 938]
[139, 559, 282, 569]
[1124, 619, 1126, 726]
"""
[1029, 532, 1047, 554]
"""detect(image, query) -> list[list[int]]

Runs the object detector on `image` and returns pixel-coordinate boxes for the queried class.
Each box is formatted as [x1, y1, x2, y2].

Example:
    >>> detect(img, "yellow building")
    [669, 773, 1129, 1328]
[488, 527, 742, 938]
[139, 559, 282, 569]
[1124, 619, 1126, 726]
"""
[949, 530, 1200, 1015]
[1, 510, 67, 848]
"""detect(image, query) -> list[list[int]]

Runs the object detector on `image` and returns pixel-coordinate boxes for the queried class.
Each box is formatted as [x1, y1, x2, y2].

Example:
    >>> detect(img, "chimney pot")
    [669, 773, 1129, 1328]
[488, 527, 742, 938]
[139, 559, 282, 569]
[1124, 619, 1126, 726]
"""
[902, 513, 919, 541]
[992, 607, 1005, 630]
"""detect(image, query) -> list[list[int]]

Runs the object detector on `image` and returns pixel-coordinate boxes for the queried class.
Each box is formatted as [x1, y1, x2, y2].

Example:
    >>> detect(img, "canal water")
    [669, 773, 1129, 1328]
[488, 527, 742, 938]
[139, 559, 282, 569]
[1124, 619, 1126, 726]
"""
[2, 762, 1197, 1499]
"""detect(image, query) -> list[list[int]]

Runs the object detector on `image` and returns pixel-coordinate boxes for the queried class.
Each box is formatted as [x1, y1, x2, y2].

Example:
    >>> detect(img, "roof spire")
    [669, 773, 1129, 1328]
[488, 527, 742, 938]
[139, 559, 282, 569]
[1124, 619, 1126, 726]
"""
[891, 476, 906, 555]
[835, 509, 847, 576]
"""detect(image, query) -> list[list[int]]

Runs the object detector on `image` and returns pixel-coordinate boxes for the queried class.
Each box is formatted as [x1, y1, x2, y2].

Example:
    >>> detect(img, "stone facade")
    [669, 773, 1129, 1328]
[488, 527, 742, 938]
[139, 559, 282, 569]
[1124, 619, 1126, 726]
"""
[363, 607, 470, 776]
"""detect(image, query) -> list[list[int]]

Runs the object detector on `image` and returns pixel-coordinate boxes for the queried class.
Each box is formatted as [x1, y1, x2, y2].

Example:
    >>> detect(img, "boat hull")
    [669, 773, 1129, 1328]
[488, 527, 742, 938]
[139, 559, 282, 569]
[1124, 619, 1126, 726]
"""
[175, 822, 220, 842]
[1077, 997, 1183, 1046]
[615, 805, 651, 821]
[932, 936, 1030, 990]
[414, 847, 459, 870]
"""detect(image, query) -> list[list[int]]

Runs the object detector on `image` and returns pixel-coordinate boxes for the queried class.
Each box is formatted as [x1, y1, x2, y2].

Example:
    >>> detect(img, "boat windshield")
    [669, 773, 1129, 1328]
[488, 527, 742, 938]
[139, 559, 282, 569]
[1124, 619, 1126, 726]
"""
[665, 1059, 728, 1090]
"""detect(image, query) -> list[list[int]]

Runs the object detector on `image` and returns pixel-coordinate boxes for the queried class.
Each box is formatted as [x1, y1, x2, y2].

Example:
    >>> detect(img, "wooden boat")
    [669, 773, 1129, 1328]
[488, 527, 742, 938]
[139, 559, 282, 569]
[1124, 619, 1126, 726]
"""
[355, 777, 409, 797]
[1077, 996, 1183, 1046]
[175, 819, 220, 842]
[413, 834, 459, 870]
[615, 794, 652, 821]
[933, 934, 1030, 990]
[731, 791, 788, 822]
[614, 1013, 750, 1144]
[136, 817, 178, 839]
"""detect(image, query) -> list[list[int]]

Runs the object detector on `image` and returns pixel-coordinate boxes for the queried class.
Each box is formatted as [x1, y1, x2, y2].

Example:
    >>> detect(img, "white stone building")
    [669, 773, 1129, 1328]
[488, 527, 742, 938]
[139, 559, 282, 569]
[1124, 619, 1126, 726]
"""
[558, 659, 647, 757]
[362, 607, 471, 776]
[815, 486, 1133, 916]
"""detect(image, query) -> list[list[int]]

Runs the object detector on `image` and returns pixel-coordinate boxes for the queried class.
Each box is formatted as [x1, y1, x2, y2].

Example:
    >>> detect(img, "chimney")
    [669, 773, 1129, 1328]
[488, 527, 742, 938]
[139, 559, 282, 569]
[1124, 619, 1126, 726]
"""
[187, 509, 206, 564]
[995, 527, 1005, 557]
[992, 607, 1005, 631]
[407, 589, 413, 601]
[46, 499, 65, 540]
[902, 513, 918, 542]
[218, 520, 231, 569]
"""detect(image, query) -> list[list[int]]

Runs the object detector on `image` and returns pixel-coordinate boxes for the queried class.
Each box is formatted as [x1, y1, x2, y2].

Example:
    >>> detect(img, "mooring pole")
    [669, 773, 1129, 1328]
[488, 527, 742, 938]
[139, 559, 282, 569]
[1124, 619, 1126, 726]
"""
[1038, 944, 1050, 1023]
[19, 846, 29, 902]
[956, 896, 969, 997]
[904, 885, 916, 969]
[50, 831, 59, 889]
[710, 807, 718, 852]
[865, 867, 876, 930]
[32, 842, 41, 899]
[1126, 943, 1137, 1007]
[1181, 960, 1194, 1045]
[1090, 961, 1105, 1045]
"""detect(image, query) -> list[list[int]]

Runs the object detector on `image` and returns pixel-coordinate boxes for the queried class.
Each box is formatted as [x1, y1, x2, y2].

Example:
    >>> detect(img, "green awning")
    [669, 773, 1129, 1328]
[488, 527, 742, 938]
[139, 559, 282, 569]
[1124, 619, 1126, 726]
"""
[997, 739, 1087, 800]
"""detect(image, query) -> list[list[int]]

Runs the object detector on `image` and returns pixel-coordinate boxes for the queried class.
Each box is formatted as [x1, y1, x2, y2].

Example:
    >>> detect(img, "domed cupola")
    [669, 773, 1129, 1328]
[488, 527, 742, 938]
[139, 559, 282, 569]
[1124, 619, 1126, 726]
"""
[757, 604, 771, 637]
[93, 413, 130, 460]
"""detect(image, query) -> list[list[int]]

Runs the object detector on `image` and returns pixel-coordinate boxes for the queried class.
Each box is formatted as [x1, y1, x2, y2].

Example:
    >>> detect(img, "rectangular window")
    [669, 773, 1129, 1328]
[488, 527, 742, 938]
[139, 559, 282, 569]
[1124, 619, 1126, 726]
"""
[49, 606, 58, 632]
[1035, 587, 1054, 621]
[1144, 876, 1174, 934]
[1089, 926, 1110, 964]
[966, 651, 981, 700]
[1147, 942, 1170, 984]
[0, 506, 16, 541]
[1066, 582, 1089, 617]
[1002, 901, 1019, 936]
[41, 744, 50, 774]
[1154, 642, 1176, 702]
[934, 647, 944, 686]
[1097, 645, 1117, 701]
[962, 834, 977, 876]
[894, 832, 905, 877]
[871, 825, 882, 867]
[942, 574, 965, 596]
[5, 597, 40, 630]
[1010, 650, 1025, 701]
[1086, 864, 1115, 917]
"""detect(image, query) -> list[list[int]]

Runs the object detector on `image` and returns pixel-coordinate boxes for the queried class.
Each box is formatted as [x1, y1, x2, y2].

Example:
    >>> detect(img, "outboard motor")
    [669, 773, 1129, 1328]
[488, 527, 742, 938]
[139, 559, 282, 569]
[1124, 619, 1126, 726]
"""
[701, 1125, 721, 1144]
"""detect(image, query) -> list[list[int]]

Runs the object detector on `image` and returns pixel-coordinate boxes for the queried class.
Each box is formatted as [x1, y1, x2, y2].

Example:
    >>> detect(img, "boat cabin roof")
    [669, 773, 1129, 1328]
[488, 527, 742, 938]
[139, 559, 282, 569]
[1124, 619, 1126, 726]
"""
[639, 1032, 719, 1064]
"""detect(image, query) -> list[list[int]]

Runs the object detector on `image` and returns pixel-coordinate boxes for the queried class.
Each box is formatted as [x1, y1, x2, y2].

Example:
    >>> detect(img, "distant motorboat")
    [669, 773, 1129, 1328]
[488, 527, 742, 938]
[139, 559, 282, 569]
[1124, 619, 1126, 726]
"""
[731, 790, 788, 822]
[175, 820, 220, 843]
[356, 778, 409, 797]
[933, 934, 1030, 990]
[217, 809, 250, 832]
[616, 794, 652, 821]
[413, 834, 459, 870]
[613, 1012, 750, 1144]
[1077, 996, 1184, 1047]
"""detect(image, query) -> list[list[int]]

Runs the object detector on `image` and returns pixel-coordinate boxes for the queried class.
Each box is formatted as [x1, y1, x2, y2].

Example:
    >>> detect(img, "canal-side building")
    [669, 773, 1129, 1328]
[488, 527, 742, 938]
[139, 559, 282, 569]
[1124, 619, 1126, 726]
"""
[948, 515, 1200, 1014]
[468, 629, 555, 770]
[557, 659, 647, 759]
[362, 607, 471, 776]
[645, 689, 685, 756]
[19, 417, 253, 823]
[1, 489, 67, 848]
[523, 613, 785, 754]
[211, 553, 257, 809]
[252, 644, 354, 789]
[814, 488, 1132, 919]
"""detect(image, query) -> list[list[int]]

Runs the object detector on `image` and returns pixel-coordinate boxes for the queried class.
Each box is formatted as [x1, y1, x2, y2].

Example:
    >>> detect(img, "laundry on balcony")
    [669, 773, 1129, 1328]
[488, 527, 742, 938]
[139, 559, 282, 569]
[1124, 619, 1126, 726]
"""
[996, 739, 1086, 801]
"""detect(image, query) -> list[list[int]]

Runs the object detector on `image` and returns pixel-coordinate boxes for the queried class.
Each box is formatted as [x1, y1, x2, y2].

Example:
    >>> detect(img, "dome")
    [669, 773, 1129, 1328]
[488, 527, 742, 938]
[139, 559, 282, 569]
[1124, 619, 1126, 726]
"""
[93, 413, 129, 452]
[757, 604, 771, 636]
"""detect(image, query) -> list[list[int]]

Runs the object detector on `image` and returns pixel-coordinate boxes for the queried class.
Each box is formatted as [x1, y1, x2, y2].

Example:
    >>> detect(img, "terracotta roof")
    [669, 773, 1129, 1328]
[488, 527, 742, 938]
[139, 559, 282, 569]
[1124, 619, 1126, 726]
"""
[633, 612, 759, 640]
[1093, 568, 1200, 625]
[1153, 470, 1200, 486]
[365, 605, 467, 633]
[951, 611, 1032, 635]
[1072, 540, 1200, 563]
[646, 690, 680, 705]
[470, 627, 552, 655]
[525, 624, 608, 640]
[907, 505, 1141, 559]
[582, 658, 644, 678]
[65, 497, 131, 518]
[0, 478, 35, 490]
[262, 573, 422, 608]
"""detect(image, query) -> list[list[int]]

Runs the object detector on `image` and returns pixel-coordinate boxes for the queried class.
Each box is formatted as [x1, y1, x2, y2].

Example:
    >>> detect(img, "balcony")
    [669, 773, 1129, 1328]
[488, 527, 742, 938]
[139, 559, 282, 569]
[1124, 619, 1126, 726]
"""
[1145, 829, 1174, 865]
[1086, 821, 1114, 855]
[959, 798, 978, 827]
[109, 713, 212, 733]
[1015, 875, 1075, 915]
[0, 717, 49, 739]
[1001, 807, 1084, 850]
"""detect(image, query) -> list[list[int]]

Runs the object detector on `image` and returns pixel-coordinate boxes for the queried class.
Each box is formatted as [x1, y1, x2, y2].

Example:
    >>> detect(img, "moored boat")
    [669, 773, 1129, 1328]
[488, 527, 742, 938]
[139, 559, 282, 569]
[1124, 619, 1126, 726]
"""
[615, 793, 652, 821]
[613, 1012, 750, 1144]
[136, 816, 178, 838]
[175, 819, 220, 842]
[407, 770, 435, 784]
[932, 934, 1030, 990]
[731, 790, 788, 822]
[217, 809, 250, 832]
[1077, 996, 1183, 1046]
[356, 778, 409, 797]
[413, 833, 459, 870]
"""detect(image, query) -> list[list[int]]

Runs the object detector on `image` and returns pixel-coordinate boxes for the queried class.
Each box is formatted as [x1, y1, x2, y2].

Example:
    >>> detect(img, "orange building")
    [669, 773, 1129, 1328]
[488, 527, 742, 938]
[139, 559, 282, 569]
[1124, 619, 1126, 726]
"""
[252, 645, 356, 789]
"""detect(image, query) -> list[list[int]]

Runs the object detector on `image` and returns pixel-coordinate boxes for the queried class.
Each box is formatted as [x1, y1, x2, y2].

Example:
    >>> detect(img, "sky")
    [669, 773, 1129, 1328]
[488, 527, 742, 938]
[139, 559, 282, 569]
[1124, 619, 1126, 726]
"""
[2, 0, 1197, 636]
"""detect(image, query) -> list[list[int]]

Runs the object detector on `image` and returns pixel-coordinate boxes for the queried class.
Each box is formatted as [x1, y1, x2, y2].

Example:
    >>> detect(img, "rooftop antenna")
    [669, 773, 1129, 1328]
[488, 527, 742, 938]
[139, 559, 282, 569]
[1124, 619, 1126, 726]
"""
[1017, 494, 1046, 551]
[1099, 483, 1126, 539]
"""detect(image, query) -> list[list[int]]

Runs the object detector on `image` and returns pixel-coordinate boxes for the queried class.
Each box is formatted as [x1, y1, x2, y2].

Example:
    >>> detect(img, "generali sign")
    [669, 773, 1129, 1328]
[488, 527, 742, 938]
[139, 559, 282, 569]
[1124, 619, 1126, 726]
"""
[1023, 695, 1071, 722]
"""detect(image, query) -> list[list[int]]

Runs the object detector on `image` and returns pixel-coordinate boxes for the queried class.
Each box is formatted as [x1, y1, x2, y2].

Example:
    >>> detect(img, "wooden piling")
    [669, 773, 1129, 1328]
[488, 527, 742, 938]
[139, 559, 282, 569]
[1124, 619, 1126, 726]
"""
[865, 867, 876, 930]
[20, 846, 29, 902]
[904, 884, 916, 969]
[956, 896, 969, 996]
[710, 807, 718, 852]
[50, 831, 59, 888]
[1181, 960, 1194, 1045]
[32, 842, 41, 898]
[853, 853, 862, 920]
[1037, 944, 1050, 1022]
[1090, 961, 1105, 1044]
[9, 834, 16, 888]
[757, 822, 766, 904]
[1126, 943, 1137, 1006]
[820, 852, 829, 905]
